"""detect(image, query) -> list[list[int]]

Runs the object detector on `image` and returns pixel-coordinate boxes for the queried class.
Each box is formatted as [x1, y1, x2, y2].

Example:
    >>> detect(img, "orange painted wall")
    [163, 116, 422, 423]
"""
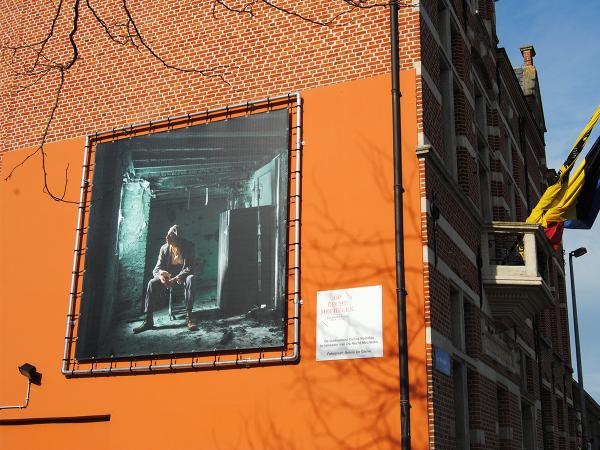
[0, 72, 426, 449]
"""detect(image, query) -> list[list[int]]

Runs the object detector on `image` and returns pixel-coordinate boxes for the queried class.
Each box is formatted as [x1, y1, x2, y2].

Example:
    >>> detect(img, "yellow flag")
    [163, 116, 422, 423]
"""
[542, 139, 599, 224]
[527, 105, 600, 227]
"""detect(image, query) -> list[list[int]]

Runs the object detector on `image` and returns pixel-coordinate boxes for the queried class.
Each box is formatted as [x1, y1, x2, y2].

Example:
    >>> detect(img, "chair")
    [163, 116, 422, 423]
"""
[168, 284, 187, 320]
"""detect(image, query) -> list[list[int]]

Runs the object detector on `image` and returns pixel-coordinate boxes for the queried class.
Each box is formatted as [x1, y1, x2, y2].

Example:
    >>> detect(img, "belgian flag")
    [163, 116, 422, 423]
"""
[527, 105, 600, 249]
[564, 136, 600, 229]
[527, 105, 600, 227]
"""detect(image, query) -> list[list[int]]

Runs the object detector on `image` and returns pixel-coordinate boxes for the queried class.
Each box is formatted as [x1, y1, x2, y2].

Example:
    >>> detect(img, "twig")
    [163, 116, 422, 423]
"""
[2, 0, 415, 203]
[122, 0, 230, 82]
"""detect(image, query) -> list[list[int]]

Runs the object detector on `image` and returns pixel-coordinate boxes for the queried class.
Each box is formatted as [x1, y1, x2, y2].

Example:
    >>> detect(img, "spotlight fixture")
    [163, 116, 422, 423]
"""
[18, 363, 42, 386]
[0, 363, 42, 410]
[570, 247, 587, 258]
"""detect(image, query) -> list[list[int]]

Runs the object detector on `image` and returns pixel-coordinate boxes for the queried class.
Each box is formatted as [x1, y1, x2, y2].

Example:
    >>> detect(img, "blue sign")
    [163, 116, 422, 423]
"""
[433, 346, 452, 376]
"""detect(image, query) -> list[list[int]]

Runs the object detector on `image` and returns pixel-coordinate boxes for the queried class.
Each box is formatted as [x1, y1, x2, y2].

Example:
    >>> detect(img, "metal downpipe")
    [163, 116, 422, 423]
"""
[390, 1, 411, 448]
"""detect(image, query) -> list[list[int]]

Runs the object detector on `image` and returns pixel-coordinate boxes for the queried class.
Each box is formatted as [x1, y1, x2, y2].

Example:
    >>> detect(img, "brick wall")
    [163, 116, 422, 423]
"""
[425, 161, 480, 252]
[432, 225, 479, 292]
[456, 145, 480, 206]
[464, 299, 482, 358]
[430, 370, 456, 449]
[527, 141, 544, 200]
[542, 388, 560, 449]
[419, 0, 581, 448]
[568, 406, 578, 450]
[422, 81, 445, 157]
[2, 1, 580, 449]
[468, 370, 499, 450]
[0, 1, 421, 154]
[557, 274, 572, 365]
[498, 387, 524, 450]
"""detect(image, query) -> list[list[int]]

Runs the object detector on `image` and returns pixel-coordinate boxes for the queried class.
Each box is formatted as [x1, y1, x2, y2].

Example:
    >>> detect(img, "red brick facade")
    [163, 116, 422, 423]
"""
[0, 2, 419, 153]
[416, 1, 580, 449]
[0, 1, 587, 449]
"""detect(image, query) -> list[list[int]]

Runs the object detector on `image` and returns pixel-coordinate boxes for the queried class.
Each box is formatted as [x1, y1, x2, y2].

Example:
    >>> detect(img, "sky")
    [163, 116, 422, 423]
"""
[495, 0, 600, 402]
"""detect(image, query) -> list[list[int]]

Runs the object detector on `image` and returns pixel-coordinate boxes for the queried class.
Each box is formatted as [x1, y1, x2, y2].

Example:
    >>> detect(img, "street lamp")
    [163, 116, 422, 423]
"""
[569, 247, 588, 449]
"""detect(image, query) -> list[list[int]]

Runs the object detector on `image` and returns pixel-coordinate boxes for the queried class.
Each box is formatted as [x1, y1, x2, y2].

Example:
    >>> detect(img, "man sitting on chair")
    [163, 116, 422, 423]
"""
[133, 225, 199, 333]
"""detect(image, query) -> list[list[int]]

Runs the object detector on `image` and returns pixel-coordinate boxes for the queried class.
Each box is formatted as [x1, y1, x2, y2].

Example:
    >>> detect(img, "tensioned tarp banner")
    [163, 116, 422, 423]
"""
[75, 109, 290, 360]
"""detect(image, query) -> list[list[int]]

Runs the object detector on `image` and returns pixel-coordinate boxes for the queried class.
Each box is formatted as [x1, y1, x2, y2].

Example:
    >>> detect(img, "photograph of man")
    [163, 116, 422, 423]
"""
[133, 225, 199, 333]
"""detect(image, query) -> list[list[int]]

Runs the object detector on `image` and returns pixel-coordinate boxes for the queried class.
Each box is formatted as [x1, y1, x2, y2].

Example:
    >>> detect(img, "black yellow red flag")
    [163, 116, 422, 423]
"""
[564, 136, 600, 229]
[527, 105, 600, 227]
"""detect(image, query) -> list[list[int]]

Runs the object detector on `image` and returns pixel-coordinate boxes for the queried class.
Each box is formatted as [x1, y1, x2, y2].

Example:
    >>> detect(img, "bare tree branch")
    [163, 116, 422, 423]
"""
[14, 66, 52, 92]
[210, 0, 395, 26]
[2, 0, 415, 202]
[212, 0, 256, 19]
[5, 68, 78, 203]
[3, 0, 80, 201]
[65, 0, 81, 70]
[257, 0, 353, 26]
[2, 0, 232, 201]
[209, 1, 415, 26]
[8, 0, 65, 75]
[122, 0, 230, 82]
[85, 0, 127, 44]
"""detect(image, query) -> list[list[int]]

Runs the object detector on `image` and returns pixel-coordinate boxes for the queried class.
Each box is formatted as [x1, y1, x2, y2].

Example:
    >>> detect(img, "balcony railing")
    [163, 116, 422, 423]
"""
[480, 222, 555, 328]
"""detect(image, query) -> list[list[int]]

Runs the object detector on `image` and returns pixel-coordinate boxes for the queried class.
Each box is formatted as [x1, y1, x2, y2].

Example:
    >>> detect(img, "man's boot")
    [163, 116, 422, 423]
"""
[133, 316, 154, 334]
[187, 314, 198, 332]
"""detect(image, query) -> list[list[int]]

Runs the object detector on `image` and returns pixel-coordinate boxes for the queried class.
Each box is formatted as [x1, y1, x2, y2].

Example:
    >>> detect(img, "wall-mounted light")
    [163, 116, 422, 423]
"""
[0, 363, 42, 410]
[18, 363, 42, 386]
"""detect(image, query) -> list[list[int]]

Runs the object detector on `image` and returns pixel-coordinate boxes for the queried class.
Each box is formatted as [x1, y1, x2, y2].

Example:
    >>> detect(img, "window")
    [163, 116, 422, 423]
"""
[519, 350, 530, 393]
[475, 88, 491, 222]
[450, 285, 466, 351]
[478, 158, 492, 222]
[475, 89, 487, 133]
[506, 141, 517, 220]
[520, 401, 536, 450]
[439, 3, 457, 179]
[453, 360, 470, 448]
[441, 63, 457, 179]
[439, 4, 452, 57]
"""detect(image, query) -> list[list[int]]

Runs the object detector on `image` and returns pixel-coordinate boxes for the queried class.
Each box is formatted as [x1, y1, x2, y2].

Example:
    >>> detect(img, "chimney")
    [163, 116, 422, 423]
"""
[520, 45, 536, 66]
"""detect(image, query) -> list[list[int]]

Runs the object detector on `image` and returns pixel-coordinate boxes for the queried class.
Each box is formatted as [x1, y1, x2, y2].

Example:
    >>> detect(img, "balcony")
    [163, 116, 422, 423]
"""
[481, 222, 555, 328]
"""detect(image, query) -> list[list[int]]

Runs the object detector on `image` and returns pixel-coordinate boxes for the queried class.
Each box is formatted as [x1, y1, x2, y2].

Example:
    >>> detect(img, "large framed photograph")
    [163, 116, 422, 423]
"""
[72, 102, 295, 363]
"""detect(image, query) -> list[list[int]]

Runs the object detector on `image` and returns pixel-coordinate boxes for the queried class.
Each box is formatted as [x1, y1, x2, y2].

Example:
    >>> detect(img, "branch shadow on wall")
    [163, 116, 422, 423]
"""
[222, 136, 427, 449]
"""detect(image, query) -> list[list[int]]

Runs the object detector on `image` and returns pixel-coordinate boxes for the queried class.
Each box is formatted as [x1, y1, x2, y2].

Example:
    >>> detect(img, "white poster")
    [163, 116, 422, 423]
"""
[316, 285, 383, 361]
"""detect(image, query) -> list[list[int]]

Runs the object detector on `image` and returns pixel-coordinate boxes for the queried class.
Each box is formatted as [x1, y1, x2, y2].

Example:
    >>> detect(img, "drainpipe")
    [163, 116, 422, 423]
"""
[390, 1, 411, 449]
